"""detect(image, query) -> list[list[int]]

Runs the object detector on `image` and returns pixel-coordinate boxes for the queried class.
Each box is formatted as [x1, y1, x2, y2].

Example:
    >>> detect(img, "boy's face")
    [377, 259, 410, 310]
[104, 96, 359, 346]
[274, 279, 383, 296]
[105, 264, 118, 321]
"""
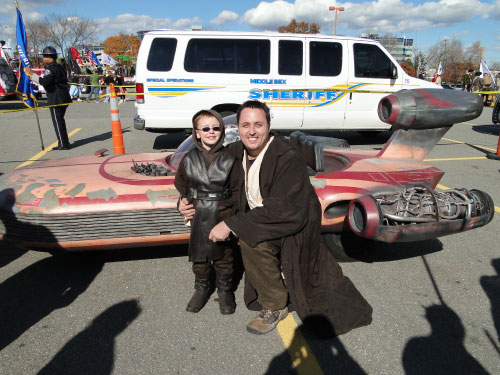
[195, 115, 222, 150]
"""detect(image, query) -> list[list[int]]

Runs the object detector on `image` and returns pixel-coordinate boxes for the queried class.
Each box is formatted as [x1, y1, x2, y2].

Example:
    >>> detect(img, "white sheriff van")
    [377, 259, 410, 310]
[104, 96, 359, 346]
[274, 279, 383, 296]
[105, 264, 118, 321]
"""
[134, 30, 436, 133]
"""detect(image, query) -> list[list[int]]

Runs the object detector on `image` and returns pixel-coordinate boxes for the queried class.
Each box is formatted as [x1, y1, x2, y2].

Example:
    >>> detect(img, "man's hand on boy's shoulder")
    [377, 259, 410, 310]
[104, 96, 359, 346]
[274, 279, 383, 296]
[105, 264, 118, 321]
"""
[178, 197, 195, 219]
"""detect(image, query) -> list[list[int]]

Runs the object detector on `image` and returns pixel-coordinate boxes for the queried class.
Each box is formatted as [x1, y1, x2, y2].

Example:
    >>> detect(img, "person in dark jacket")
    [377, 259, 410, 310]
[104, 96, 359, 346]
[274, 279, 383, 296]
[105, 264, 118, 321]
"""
[182, 101, 372, 336]
[174, 109, 240, 315]
[26, 46, 72, 150]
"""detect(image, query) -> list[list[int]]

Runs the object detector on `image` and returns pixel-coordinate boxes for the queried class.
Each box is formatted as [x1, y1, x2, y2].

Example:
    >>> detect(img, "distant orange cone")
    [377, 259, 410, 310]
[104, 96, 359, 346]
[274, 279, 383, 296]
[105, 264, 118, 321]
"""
[109, 83, 125, 154]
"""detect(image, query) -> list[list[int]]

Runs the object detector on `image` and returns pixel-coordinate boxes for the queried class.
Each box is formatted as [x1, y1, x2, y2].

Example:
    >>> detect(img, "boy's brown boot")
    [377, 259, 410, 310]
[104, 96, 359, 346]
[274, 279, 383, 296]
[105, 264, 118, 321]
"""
[186, 276, 211, 313]
[216, 273, 236, 315]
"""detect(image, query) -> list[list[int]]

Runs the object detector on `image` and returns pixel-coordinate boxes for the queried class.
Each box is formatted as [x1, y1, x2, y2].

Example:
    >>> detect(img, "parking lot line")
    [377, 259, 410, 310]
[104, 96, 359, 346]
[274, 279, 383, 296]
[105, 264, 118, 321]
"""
[15, 128, 81, 169]
[441, 137, 497, 152]
[276, 315, 324, 375]
[437, 183, 500, 214]
[424, 157, 487, 161]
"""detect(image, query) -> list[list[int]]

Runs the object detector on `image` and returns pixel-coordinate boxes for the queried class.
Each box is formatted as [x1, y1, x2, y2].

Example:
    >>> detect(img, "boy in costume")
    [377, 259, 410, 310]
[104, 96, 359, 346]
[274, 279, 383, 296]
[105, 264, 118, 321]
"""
[174, 110, 239, 314]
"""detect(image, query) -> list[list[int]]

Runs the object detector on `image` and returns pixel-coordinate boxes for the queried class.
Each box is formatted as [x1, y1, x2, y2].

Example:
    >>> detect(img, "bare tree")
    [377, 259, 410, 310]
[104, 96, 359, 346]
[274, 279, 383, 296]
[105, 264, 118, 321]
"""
[464, 40, 485, 65]
[426, 38, 465, 71]
[43, 14, 98, 57]
[26, 20, 51, 55]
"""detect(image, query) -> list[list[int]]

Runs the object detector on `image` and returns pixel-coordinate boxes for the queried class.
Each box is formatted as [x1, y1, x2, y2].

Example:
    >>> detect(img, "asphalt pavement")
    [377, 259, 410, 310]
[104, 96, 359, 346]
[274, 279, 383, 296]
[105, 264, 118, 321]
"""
[1, 96, 499, 374]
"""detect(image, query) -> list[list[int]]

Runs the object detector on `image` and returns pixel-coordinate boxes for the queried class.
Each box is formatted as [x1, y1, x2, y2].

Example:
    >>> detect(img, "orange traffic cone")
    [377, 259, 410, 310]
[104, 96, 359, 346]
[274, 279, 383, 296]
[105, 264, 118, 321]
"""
[108, 83, 125, 154]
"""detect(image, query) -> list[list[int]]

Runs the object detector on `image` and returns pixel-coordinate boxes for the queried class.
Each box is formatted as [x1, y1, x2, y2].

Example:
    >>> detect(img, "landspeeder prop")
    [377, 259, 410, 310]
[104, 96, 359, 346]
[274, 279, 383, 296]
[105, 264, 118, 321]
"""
[0, 89, 494, 255]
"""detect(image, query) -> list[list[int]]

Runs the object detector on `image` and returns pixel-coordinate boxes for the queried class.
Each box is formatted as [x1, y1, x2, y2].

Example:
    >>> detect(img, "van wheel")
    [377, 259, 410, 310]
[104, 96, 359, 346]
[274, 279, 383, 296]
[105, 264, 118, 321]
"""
[220, 111, 235, 117]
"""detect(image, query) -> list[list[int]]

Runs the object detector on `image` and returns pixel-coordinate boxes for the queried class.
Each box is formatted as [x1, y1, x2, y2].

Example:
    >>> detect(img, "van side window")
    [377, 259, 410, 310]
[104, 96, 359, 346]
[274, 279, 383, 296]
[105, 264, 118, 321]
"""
[309, 42, 342, 76]
[354, 43, 393, 78]
[147, 38, 177, 72]
[185, 39, 270, 74]
[279, 40, 303, 76]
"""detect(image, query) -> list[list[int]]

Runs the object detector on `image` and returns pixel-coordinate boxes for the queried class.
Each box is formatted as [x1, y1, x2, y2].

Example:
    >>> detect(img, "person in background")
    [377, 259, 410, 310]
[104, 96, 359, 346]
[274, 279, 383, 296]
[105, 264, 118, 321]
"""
[69, 76, 82, 102]
[25, 46, 72, 150]
[87, 68, 101, 102]
[463, 69, 473, 92]
[102, 71, 115, 103]
[115, 73, 126, 103]
[471, 71, 483, 93]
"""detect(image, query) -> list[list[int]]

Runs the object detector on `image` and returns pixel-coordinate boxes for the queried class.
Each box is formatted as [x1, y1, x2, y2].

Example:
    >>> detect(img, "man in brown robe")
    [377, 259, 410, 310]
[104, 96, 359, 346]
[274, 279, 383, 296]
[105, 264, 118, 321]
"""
[183, 101, 372, 336]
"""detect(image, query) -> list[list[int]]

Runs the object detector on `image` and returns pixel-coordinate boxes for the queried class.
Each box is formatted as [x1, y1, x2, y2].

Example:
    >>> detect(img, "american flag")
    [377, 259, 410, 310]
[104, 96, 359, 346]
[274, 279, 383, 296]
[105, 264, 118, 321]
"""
[82, 44, 101, 67]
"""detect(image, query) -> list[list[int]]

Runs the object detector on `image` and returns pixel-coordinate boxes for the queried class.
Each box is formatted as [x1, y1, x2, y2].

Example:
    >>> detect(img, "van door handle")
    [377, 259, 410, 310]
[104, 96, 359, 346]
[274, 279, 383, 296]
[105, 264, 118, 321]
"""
[349, 92, 352, 100]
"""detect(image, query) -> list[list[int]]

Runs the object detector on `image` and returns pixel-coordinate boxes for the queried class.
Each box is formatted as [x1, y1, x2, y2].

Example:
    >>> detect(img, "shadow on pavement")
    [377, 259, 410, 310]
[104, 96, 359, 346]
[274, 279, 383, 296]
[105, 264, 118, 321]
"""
[0, 252, 104, 351]
[472, 125, 500, 136]
[0, 239, 27, 268]
[329, 233, 443, 263]
[37, 299, 141, 375]
[402, 304, 488, 374]
[266, 320, 367, 374]
[70, 128, 131, 149]
[480, 258, 500, 355]
[153, 132, 189, 150]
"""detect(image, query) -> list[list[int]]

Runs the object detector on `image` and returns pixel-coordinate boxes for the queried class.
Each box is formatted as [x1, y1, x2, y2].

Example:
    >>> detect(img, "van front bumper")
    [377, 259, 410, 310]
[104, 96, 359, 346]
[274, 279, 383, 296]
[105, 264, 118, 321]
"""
[134, 115, 145, 130]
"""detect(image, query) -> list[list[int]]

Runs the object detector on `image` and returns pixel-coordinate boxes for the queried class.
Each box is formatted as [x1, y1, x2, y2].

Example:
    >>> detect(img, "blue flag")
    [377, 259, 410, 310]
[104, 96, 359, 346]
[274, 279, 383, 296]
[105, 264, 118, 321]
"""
[15, 2, 37, 108]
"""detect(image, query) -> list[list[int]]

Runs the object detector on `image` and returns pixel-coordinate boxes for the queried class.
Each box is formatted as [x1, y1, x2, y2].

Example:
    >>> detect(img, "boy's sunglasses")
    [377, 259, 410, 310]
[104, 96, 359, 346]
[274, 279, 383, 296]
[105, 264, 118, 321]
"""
[198, 126, 221, 132]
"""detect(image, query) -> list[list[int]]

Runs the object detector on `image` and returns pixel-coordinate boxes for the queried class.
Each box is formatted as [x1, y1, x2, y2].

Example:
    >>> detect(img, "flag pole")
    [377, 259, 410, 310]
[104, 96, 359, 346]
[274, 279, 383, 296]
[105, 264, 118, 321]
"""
[33, 101, 44, 150]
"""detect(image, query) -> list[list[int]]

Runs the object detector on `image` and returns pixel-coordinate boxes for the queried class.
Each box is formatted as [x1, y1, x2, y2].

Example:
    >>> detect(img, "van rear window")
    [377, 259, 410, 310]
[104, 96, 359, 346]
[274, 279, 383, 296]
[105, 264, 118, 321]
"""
[309, 42, 342, 76]
[147, 38, 177, 72]
[185, 39, 270, 74]
[354, 43, 393, 78]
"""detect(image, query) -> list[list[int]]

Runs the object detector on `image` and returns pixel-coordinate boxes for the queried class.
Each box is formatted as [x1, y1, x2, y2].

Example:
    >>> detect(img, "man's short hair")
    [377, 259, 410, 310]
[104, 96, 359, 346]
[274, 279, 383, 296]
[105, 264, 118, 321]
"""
[237, 100, 271, 125]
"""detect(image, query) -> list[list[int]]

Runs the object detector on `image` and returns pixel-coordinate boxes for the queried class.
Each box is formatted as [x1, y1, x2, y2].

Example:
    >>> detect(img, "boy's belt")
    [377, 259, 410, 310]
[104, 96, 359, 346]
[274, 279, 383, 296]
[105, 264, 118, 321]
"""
[188, 188, 230, 201]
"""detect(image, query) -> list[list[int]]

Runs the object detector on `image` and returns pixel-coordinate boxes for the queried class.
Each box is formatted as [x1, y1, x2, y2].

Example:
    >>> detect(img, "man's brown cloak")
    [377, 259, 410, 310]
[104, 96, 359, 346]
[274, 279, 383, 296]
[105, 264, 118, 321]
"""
[225, 134, 373, 337]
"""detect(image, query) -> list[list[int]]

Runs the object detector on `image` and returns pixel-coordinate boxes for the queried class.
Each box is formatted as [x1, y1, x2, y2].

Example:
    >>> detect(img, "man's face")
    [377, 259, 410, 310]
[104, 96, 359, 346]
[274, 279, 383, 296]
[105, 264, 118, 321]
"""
[238, 107, 270, 157]
[42, 56, 54, 65]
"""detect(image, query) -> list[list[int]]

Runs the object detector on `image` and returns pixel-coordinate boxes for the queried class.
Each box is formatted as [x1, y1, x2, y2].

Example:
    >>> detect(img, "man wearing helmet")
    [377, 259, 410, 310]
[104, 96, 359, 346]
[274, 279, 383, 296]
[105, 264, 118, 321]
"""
[25, 46, 72, 150]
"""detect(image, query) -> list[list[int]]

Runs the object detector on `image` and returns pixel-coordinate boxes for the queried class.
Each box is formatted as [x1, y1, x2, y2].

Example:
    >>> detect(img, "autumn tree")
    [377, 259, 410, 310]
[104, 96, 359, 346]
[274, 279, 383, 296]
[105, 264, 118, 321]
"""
[400, 59, 416, 77]
[103, 33, 141, 60]
[442, 61, 475, 84]
[278, 19, 320, 34]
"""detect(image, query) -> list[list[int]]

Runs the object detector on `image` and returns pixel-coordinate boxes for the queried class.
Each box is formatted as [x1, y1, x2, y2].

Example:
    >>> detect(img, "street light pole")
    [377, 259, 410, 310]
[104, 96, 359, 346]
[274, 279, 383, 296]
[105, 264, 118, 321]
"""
[328, 6, 345, 36]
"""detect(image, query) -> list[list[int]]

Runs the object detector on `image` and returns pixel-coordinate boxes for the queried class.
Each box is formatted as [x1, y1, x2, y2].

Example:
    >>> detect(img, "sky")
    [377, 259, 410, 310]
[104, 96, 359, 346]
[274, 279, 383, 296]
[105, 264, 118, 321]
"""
[1, 0, 499, 65]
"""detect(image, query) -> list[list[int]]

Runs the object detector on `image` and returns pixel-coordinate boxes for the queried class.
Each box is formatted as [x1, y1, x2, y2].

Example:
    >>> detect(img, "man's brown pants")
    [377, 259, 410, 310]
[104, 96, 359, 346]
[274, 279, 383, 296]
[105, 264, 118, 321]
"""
[239, 239, 288, 311]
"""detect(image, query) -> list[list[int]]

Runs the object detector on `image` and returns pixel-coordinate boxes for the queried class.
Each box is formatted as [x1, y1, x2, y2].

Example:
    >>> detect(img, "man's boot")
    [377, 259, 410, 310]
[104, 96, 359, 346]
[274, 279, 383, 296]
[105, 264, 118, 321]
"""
[216, 273, 236, 315]
[186, 276, 211, 313]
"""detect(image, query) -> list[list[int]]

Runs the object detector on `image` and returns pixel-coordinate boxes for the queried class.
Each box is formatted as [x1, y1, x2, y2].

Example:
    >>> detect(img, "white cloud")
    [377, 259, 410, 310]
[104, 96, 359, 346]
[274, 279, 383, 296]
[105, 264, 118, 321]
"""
[241, 0, 495, 34]
[211, 10, 239, 26]
[241, 1, 295, 29]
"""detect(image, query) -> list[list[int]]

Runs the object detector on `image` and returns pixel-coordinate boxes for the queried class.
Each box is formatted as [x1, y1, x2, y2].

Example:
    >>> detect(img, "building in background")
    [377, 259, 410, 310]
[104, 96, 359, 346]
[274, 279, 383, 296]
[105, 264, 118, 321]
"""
[360, 33, 414, 63]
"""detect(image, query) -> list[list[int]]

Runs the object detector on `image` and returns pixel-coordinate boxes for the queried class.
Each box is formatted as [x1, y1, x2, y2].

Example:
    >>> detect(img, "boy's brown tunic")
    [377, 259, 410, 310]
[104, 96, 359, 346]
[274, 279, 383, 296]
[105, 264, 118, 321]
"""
[225, 134, 372, 336]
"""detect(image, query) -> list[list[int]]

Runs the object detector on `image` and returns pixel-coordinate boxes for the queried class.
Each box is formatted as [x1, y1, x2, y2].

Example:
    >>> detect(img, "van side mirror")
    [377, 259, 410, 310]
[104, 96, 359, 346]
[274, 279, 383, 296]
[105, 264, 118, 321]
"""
[391, 64, 398, 79]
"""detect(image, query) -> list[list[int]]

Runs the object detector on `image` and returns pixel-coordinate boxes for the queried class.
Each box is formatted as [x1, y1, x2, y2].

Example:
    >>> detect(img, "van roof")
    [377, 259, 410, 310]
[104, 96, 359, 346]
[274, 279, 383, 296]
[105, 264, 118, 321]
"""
[143, 29, 378, 43]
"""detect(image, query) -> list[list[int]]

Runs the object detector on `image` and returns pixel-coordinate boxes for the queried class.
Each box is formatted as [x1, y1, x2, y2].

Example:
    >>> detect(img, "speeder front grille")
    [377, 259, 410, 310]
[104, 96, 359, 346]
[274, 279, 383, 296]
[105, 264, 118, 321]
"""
[0, 208, 189, 243]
